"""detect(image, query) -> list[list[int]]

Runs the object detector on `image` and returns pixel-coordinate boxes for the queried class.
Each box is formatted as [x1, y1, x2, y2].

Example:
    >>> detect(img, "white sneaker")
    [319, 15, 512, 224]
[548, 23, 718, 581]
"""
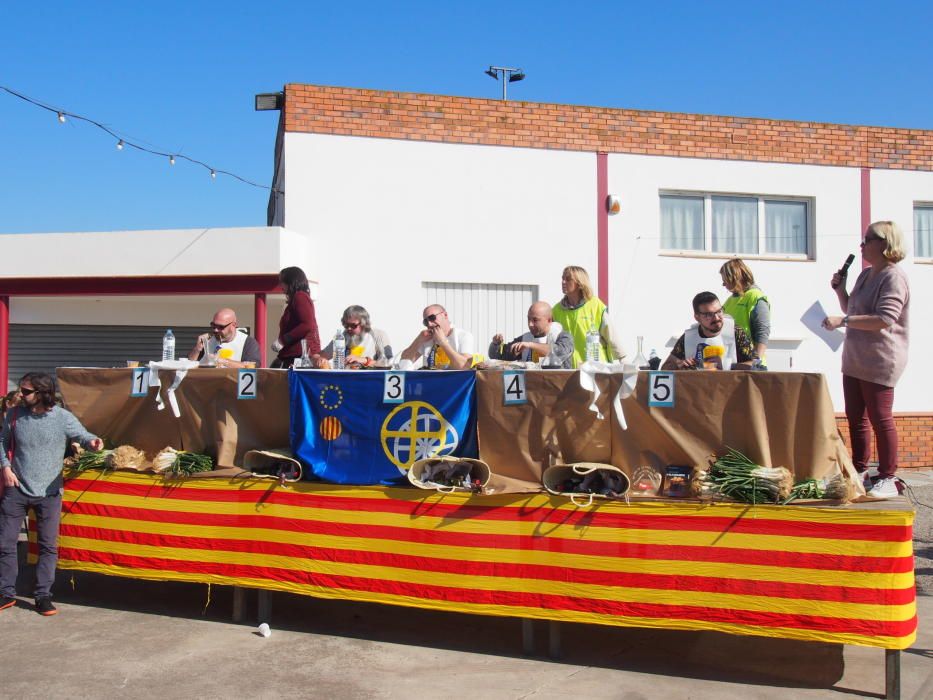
[867, 477, 899, 499]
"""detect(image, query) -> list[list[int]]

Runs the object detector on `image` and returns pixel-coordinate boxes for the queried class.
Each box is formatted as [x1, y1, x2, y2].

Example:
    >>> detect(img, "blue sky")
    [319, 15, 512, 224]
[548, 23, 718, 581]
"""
[2, 1, 931, 234]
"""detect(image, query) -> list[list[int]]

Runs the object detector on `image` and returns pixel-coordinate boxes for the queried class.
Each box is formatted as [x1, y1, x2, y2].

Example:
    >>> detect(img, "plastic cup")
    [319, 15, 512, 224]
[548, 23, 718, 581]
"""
[257, 622, 271, 638]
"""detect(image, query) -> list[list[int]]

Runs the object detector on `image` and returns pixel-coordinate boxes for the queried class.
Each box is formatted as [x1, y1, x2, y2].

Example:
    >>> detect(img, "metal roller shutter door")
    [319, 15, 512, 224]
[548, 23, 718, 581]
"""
[7, 324, 205, 390]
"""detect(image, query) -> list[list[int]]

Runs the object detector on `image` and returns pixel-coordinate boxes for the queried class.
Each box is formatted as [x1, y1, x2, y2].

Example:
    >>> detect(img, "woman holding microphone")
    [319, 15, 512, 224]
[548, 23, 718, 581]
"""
[822, 222, 910, 499]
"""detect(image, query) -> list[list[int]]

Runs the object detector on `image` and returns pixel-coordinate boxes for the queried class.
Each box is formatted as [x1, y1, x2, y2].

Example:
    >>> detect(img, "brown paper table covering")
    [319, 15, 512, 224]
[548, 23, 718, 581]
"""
[475, 370, 856, 489]
[57, 368, 854, 490]
[56, 368, 290, 468]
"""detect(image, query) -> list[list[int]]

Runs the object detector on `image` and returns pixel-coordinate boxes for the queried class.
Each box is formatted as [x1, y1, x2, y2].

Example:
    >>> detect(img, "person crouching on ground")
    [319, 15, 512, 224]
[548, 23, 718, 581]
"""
[1, 372, 103, 616]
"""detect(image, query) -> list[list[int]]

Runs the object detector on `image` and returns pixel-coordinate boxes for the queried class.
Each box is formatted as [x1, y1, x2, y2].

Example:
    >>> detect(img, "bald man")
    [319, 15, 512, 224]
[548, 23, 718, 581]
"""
[187, 308, 262, 368]
[489, 301, 574, 368]
[400, 304, 475, 369]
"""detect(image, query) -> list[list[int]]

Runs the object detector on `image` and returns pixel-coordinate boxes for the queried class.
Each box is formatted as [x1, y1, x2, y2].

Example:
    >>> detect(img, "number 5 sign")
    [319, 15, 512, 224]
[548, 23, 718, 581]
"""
[647, 371, 675, 407]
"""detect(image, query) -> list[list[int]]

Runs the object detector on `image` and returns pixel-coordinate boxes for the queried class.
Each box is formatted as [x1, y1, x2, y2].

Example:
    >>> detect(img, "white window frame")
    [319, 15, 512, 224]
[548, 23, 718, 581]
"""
[659, 190, 814, 261]
[913, 202, 933, 263]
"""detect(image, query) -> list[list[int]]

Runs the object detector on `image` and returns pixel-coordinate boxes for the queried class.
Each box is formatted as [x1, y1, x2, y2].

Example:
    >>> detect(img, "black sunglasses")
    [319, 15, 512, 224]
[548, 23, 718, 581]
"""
[422, 312, 444, 327]
[19, 388, 37, 396]
[210, 321, 233, 331]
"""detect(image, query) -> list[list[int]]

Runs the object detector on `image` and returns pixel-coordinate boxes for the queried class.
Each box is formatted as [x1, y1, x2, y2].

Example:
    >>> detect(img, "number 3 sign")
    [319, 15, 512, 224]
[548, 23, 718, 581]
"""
[647, 371, 675, 407]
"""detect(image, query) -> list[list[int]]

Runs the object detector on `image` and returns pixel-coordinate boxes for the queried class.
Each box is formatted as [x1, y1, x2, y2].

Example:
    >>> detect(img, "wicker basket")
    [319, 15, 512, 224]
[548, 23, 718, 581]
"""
[242, 449, 303, 482]
[408, 456, 491, 493]
[543, 462, 630, 507]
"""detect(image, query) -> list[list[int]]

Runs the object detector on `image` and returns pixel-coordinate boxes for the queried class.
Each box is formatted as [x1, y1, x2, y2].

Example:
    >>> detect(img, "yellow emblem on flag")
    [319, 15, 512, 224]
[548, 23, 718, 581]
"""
[380, 400, 460, 473]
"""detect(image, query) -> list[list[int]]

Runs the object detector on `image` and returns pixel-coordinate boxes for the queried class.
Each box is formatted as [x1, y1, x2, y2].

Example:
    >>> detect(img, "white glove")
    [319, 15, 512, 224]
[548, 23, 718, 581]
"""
[271, 339, 284, 353]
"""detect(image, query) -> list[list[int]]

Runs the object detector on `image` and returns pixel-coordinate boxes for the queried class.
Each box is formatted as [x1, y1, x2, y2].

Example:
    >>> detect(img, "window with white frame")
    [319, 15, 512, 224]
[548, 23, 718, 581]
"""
[914, 204, 933, 259]
[660, 192, 811, 257]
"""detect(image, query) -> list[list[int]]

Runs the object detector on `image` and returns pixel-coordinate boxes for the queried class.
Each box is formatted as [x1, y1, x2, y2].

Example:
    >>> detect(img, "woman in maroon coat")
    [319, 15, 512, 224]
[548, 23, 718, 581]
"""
[271, 267, 321, 368]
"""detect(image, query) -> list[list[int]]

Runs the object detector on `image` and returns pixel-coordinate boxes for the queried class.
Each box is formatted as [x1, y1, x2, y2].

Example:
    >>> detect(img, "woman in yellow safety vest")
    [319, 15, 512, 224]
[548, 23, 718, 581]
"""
[552, 266, 626, 367]
[720, 259, 770, 366]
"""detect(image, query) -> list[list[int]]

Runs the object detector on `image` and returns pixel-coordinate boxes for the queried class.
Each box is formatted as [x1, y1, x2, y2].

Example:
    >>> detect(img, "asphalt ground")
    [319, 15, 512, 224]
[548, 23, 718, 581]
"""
[1, 475, 932, 699]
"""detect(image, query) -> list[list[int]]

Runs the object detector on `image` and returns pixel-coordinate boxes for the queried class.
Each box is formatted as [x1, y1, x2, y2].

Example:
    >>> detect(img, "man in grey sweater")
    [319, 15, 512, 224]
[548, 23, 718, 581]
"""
[0, 372, 102, 616]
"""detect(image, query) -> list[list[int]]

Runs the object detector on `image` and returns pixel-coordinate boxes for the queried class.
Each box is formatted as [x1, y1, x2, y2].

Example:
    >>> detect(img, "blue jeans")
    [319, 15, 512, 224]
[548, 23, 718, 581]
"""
[0, 487, 62, 598]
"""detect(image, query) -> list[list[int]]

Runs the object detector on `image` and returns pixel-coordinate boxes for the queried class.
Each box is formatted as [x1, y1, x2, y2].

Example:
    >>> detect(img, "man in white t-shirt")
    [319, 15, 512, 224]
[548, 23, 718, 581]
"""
[187, 308, 262, 368]
[400, 304, 475, 369]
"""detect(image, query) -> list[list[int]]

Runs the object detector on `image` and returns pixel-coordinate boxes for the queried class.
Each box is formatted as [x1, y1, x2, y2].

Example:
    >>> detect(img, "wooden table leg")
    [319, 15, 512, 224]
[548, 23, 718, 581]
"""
[885, 649, 900, 700]
[548, 621, 562, 659]
[232, 586, 245, 623]
[257, 589, 272, 624]
[521, 619, 535, 655]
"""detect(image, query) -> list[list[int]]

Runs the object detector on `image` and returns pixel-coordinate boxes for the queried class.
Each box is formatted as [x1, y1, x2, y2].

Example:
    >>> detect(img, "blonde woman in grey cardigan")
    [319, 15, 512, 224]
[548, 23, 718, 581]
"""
[823, 221, 910, 500]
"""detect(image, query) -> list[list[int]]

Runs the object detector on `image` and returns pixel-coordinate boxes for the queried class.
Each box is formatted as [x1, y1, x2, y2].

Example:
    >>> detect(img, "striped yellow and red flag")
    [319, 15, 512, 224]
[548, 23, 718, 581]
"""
[48, 471, 916, 649]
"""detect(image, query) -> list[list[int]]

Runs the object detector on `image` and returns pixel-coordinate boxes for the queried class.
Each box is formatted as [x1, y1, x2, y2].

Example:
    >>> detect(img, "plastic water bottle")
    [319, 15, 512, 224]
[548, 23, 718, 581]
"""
[648, 348, 661, 370]
[162, 329, 175, 361]
[333, 332, 346, 370]
[585, 326, 601, 363]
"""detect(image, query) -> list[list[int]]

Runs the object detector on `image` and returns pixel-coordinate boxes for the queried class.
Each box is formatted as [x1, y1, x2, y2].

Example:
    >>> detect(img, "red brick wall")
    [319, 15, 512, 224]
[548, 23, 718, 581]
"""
[284, 84, 933, 170]
[836, 414, 933, 469]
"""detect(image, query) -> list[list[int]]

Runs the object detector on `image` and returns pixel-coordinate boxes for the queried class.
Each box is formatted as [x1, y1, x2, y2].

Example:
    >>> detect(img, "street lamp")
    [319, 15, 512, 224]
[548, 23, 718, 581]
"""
[484, 66, 525, 100]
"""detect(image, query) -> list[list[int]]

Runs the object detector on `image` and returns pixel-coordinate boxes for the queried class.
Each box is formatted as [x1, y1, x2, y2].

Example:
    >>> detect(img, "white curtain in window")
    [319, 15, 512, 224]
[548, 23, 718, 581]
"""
[712, 196, 758, 254]
[914, 206, 933, 258]
[765, 201, 808, 254]
[660, 195, 704, 250]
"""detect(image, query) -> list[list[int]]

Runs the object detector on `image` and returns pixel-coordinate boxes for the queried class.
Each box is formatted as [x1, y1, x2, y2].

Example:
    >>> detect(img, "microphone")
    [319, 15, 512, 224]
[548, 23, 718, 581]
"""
[832, 254, 856, 289]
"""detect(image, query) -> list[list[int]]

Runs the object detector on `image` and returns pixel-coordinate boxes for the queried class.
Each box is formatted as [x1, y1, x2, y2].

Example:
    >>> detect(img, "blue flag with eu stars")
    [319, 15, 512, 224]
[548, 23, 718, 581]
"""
[289, 370, 478, 485]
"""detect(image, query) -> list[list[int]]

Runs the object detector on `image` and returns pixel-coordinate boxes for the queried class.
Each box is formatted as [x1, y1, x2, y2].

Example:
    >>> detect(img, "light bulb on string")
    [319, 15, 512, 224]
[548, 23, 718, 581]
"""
[210, 169, 216, 180]
[169, 155, 175, 166]
[116, 139, 124, 150]
[57, 112, 66, 123]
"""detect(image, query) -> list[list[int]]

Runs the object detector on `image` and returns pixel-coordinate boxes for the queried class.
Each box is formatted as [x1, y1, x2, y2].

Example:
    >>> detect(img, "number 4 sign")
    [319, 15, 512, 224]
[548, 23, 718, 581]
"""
[648, 371, 675, 407]
[502, 371, 527, 405]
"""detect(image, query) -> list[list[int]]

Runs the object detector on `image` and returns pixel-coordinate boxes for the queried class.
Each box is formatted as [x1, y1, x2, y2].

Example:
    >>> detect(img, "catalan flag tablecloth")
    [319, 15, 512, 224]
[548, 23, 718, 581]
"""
[51, 471, 916, 650]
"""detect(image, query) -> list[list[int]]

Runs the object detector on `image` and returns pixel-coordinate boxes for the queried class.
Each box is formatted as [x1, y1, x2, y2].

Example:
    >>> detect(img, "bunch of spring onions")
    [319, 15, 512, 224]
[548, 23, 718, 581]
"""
[782, 473, 853, 504]
[67, 447, 113, 473]
[152, 447, 214, 476]
[692, 447, 793, 504]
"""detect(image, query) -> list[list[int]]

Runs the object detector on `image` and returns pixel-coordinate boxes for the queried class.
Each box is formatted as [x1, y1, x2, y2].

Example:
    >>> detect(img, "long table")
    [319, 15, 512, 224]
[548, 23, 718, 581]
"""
[48, 367, 914, 697]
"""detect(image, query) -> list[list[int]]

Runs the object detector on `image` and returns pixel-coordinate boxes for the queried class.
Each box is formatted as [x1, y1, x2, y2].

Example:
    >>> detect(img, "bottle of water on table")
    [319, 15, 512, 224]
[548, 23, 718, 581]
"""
[162, 329, 175, 361]
[333, 332, 346, 369]
[585, 326, 601, 363]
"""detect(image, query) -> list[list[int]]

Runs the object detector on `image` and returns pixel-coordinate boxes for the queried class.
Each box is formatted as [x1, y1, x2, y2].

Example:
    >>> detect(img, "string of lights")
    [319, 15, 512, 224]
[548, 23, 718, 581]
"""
[1, 85, 282, 195]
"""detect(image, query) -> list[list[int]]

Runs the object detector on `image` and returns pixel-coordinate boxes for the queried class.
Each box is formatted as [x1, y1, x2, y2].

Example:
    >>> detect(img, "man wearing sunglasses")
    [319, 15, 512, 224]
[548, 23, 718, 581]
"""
[1, 373, 102, 616]
[400, 305, 475, 370]
[187, 308, 261, 368]
[662, 291, 757, 371]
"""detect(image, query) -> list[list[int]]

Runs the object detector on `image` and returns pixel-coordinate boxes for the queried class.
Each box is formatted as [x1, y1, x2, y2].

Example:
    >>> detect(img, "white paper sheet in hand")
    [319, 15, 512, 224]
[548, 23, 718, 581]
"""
[801, 300, 845, 352]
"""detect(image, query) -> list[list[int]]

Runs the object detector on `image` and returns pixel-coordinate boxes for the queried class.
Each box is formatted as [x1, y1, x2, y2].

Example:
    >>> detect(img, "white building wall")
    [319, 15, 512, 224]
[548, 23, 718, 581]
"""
[283, 133, 594, 347]
[283, 133, 929, 412]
